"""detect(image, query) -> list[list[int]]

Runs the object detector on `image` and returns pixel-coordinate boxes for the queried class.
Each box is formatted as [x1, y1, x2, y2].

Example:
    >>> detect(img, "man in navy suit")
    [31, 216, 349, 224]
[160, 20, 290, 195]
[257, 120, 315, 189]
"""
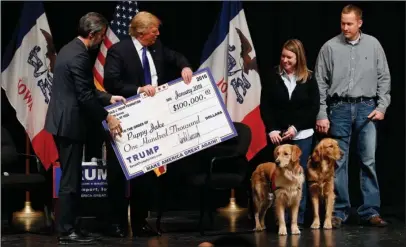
[103, 11, 193, 238]
[45, 12, 125, 244]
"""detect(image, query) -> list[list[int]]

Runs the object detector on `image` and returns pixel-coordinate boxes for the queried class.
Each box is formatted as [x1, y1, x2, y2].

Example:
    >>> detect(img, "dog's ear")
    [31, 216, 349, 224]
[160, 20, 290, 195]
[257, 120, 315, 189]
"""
[312, 143, 322, 163]
[273, 145, 280, 160]
[291, 145, 302, 163]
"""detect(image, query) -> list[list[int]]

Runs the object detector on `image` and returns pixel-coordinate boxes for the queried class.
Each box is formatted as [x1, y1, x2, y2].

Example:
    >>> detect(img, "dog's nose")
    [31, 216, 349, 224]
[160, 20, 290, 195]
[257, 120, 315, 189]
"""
[275, 159, 280, 165]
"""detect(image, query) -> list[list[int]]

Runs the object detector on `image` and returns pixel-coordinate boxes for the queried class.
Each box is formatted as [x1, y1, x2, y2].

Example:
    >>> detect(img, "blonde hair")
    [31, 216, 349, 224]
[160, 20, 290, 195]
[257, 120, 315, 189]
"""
[279, 39, 311, 83]
[128, 11, 161, 37]
[342, 4, 363, 20]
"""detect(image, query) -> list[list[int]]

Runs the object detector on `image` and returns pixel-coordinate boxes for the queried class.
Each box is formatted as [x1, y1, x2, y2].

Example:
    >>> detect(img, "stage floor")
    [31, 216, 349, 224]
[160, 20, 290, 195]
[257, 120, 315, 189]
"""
[2, 211, 405, 247]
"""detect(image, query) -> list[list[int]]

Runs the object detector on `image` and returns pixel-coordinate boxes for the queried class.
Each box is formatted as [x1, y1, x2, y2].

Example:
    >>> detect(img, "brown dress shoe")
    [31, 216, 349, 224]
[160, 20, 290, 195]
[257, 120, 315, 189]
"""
[364, 216, 388, 227]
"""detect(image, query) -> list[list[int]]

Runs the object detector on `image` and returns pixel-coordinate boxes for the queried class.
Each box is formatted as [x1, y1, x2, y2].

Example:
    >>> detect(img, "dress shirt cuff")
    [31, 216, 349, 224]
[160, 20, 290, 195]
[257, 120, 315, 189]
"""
[317, 106, 328, 120]
[268, 130, 280, 139]
[269, 130, 280, 135]
[290, 125, 297, 134]
[375, 105, 387, 114]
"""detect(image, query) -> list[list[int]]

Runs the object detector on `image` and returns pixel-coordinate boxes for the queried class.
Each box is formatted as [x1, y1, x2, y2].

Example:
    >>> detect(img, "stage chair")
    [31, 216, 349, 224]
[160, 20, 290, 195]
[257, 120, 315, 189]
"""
[1, 126, 54, 235]
[156, 122, 255, 236]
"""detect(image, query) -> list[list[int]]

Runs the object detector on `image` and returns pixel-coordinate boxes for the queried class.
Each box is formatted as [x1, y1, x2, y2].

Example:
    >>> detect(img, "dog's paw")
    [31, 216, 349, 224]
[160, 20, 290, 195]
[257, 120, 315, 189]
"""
[311, 221, 320, 229]
[254, 223, 265, 232]
[254, 227, 263, 231]
[278, 227, 288, 236]
[323, 220, 332, 230]
[291, 226, 301, 235]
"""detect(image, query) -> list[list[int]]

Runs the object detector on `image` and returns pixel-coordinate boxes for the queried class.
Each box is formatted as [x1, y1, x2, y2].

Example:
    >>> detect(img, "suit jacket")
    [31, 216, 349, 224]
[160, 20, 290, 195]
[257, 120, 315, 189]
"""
[260, 66, 320, 134]
[104, 38, 191, 98]
[45, 38, 112, 141]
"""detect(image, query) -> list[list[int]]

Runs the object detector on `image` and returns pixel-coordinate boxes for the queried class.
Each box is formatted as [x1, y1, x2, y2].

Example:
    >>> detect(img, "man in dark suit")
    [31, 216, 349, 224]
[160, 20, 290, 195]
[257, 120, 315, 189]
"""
[45, 12, 125, 244]
[103, 11, 193, 238]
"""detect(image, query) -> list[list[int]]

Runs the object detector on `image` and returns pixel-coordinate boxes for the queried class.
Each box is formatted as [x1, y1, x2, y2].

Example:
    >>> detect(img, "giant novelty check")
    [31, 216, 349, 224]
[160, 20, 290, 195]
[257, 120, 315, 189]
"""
[103, 68, 238, 180]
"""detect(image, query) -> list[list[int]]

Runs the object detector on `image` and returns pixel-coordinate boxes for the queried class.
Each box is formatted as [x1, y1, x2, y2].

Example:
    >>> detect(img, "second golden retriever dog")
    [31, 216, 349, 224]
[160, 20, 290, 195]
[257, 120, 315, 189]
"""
[251, 144, 304, 235]
[307, 138, 342, 229]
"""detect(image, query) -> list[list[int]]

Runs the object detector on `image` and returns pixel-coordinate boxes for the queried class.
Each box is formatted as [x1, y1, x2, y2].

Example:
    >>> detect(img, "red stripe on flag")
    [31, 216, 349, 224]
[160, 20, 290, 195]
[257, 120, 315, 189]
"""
[97, 52, 106, 67]
[93, 67, 104, 87]
[241, 106, 267, 161]
[103, 37, 113, 49]
[31, 129, 58, 170]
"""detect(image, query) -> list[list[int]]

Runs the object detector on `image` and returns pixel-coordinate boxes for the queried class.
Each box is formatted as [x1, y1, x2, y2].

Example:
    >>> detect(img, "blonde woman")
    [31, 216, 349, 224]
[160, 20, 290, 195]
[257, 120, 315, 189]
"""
[260, 39, 320, 228]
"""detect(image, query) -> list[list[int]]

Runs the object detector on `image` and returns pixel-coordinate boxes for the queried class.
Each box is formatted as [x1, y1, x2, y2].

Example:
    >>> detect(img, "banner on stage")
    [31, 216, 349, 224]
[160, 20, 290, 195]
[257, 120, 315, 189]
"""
[103, 68, 238, 180]
[53, 161, 108, 199]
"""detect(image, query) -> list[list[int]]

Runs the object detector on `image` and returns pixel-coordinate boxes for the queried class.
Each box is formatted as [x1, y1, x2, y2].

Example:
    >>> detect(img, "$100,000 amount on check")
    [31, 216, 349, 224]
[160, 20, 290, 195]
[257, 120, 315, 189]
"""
[102, 68, 237, 180]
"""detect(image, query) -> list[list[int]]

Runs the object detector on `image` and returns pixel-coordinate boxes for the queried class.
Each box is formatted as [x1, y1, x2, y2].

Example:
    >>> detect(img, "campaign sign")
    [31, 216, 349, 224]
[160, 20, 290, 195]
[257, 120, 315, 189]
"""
[53, 161, 108, 198]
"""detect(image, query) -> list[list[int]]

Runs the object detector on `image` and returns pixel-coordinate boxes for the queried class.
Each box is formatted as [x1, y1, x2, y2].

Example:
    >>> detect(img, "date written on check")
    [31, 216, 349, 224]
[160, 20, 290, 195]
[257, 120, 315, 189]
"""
[102, 68, 238, 180]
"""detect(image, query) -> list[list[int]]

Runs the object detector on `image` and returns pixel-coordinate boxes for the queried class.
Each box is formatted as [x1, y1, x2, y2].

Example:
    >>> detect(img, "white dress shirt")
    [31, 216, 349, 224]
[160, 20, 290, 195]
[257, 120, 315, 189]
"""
[131, 37, 158, 93]
[269, 70, 314, 141]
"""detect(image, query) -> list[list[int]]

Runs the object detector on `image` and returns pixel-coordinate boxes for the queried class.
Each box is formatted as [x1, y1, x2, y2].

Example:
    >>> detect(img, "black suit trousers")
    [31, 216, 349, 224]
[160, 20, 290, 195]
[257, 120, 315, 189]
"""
[53, 135, 83, 234]
[106, 141, 128, 227]
[106, 140, 165, 231]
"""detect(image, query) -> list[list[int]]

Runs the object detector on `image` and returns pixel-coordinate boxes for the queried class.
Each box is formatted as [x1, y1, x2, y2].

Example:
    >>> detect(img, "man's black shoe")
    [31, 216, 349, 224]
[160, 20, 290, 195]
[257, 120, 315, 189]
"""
[132, 223, 160, 238]
[57, 231, 95, 245]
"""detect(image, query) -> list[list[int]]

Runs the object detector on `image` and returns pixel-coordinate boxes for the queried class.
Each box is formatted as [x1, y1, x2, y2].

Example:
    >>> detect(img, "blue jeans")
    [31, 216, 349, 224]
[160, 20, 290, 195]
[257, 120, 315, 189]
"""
[328, 99, 381, 221]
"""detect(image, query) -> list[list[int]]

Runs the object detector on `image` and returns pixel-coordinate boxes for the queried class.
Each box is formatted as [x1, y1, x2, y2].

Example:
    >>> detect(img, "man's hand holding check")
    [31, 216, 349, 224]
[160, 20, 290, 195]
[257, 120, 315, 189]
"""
[139, 67, 194, 97]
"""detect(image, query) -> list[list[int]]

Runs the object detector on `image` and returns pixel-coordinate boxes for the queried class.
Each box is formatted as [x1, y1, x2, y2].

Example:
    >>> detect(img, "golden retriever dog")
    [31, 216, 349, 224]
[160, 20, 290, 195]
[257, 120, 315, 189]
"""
[307, 138, 342, 229]
[251, 144, 304, 235]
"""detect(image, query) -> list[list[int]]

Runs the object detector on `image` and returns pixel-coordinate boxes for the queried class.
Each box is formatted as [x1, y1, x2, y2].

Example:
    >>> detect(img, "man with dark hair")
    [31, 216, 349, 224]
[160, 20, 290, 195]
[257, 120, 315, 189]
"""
[45, 12, 125, 244]
[315, 4, 390, 228]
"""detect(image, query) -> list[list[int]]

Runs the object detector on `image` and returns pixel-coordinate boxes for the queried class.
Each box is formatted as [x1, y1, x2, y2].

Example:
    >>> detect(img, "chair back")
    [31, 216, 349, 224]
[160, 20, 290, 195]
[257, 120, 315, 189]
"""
[1, 125, 18, 171]
[209, 122, 252, 175]
[231, 122, 252, 157]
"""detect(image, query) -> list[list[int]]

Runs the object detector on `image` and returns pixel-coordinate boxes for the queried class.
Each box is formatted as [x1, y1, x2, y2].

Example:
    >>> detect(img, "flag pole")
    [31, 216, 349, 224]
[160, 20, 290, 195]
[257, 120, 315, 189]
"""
[13, 134, 44, 231]
[217, 188, 247, 214]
